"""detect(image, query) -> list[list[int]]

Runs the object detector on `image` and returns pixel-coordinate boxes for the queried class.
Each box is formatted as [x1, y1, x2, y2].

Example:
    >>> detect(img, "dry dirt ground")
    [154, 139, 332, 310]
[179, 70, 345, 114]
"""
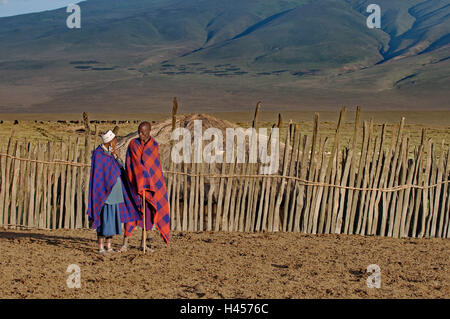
[0, 228, 448, 299]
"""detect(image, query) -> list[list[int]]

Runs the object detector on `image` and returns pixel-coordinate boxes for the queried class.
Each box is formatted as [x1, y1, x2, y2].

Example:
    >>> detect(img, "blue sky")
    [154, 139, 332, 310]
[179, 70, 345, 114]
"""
[0, 0, 85, 18]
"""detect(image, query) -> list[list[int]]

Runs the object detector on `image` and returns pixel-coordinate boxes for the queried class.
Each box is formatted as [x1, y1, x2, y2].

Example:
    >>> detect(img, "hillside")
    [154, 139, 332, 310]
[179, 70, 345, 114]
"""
[0, 0, 448, 113]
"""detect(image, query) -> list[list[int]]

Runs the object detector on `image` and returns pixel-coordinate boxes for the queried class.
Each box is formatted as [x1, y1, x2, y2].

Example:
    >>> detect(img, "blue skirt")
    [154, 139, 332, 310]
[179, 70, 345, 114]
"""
[96, 204, 122, 237]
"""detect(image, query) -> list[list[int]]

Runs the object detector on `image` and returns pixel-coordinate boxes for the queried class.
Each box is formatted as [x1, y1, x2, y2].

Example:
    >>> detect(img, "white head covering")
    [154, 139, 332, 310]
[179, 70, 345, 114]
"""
[101, 130, 115, 144]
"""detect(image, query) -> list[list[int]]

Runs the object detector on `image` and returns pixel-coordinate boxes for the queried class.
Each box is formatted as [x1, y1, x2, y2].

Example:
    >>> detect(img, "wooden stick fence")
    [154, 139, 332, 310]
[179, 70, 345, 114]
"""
[0, 108, 449, 238]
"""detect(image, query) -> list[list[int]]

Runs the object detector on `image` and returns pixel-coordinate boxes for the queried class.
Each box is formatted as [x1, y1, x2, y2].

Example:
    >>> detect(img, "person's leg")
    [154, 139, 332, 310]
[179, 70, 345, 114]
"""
[140, 203, 155, 251]
[120, 236, 129, 252]
[120, 203, 155, 252]
[97, 207, 107, 253]
[120, 221, 137, 252]
[105, 236, 113, 252]
[97, 234, 105, 253]
[121, 222, 152, 252]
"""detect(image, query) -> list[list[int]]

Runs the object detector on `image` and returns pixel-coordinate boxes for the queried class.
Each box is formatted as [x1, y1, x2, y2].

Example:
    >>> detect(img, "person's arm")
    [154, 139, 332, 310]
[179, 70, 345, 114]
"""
[126, 141, 145, 194]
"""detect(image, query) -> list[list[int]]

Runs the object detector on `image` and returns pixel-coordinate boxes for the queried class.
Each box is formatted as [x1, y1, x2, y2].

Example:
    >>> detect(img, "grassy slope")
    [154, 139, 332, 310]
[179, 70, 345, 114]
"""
[176, 0, 387, 69]
[0, 0, 448, 113]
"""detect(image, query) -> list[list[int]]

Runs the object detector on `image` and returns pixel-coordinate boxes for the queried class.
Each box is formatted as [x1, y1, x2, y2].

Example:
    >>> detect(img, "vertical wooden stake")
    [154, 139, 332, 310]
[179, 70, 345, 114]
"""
[142, 190, 147, 254]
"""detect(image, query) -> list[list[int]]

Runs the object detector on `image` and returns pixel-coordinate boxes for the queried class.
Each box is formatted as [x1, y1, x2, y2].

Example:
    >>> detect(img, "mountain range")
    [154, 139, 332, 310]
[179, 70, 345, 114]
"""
[0, 0, 448, 113]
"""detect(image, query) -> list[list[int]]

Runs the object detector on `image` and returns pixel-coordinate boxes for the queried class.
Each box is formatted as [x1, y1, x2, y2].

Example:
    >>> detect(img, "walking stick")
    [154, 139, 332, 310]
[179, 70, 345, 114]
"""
[142, 189, 147, 254]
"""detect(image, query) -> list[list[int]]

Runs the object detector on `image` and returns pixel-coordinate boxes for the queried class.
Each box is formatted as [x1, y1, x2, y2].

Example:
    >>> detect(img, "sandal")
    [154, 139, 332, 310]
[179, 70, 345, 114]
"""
[98, 248, 106, 255]
[118, 245, 128, 253]
[141, 245, 155, 253]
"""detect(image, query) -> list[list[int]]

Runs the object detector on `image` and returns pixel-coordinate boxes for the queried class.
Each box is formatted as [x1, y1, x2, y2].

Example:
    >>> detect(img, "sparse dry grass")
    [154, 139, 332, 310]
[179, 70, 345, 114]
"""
[0, 111, 448, 157]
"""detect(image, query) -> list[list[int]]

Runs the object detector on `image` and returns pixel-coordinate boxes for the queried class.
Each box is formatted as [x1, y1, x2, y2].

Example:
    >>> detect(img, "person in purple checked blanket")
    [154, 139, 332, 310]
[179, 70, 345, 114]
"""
[86, 130, 140, 254]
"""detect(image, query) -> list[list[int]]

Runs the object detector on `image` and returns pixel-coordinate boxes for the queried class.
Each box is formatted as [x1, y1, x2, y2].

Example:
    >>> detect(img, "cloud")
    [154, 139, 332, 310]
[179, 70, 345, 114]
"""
[1, 0, 9, 6]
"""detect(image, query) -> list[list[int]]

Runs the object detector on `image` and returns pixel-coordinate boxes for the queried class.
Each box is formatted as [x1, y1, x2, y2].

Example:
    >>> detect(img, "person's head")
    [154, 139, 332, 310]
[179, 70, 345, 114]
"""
[138, 121, 151, 143]
[101, 130, 117, 149]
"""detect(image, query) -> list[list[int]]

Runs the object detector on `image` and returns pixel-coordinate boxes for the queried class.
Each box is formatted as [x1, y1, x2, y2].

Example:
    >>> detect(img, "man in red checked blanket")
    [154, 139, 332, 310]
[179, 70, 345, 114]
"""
[120, 121, 170, 252]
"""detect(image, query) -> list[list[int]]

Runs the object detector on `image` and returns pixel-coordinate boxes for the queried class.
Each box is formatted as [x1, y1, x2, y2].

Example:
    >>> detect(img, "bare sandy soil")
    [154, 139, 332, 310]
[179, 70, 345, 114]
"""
[0, 228, 448, 299]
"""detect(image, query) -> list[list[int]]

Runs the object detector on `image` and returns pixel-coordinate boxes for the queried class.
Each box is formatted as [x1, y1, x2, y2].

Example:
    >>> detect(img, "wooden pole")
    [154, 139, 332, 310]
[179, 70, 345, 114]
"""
[303, 114, 319, 233]
[234, 164, 245, 231]
[194, 153, 200, 231]
[168, 97, 178, 230]
[142, 190, 147, 253]
[0, 143, 7, 227]
[69, 138, 79, 229]
[367, 124, 387, 235]
[39, 142, 49, 228]
[356, 119, 374, 235]
[34, 143, 44, 227]
[18, 142, 29, 226]
[343, 106, 361, 234]
[3, 137, 14, 226]
[386, 118, 405, 237]
[84, 132, 92, 228]
[199, 152, 205, 231]
[329, 143, 342, 234]
[430, 141, 445, 237]
[335, 145, 351, 234]
[274, 122, 291, 231]
[182, 160, 188, 231]
[172, 97, 178, 132]
[310, 137, 328, 234]
[27, 144, 38, 228]
[228, 159, 240, 231]
[392, 136, 408, 238]
[222, 142, 237, 231]
[188, 151, 196, 231]
[83, 112, 90, 135]
[206, 161, 215, 231]
[75, 143, 84, 229]
[294, 135, 310, 232]
[9, 142, 20, 228]
[286, 125, 300, 232]
[332, 147, 345, 233]
[442, 148, 450, 238]
[52, 142, 61, 229]
[261, 124, 277, 231]
[175, 161, 182, 231]
[426, 144, 438, 236]
[437, 147, 450, 237]
[400, 143, 418, 237]
[268, 114, 282, 231]
[419, 139, 433, 237]
[379, 125, 397, 236]
[58, 141, 66, 228]
[321, 107, 345, 233]
[348, 121, 369, 234]
[411, 141, 425, 237]
[46, 143, 54, 229]
[247, 101, 261, 231]
[215, 160, 226, 231]
[63, 137, 72, 228]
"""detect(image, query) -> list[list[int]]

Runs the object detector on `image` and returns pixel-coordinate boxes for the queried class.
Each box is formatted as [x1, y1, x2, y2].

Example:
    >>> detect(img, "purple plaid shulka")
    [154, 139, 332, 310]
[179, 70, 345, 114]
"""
[86, 146, 140, 230]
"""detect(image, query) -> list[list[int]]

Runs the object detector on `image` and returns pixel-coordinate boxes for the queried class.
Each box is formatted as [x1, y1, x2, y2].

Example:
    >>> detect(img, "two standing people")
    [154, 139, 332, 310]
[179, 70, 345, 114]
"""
[86, 122, 170, 254]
